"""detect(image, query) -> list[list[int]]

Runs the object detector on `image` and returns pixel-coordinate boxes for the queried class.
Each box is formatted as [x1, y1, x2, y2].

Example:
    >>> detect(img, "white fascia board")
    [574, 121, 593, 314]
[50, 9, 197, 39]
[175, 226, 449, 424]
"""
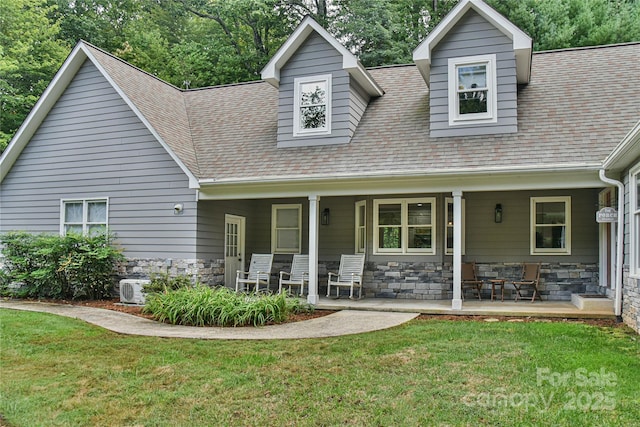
[413, 0, 532, 86]
[198, 164, 604, 200]
[261, 16, 383, 97]
[83, 46, 200, 189]
[0, 43, 88, 183]
[603, 120, 640, 172]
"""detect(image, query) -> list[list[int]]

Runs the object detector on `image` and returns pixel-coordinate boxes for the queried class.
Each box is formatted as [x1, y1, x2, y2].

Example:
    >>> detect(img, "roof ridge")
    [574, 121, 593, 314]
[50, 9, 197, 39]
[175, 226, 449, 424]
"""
[534, 41, 640, 55]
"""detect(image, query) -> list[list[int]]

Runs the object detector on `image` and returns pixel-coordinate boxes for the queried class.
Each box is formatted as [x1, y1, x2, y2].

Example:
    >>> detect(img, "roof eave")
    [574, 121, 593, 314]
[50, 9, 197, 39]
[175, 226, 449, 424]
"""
[412, 0, 532, 86]
[603, 120, 640, 172]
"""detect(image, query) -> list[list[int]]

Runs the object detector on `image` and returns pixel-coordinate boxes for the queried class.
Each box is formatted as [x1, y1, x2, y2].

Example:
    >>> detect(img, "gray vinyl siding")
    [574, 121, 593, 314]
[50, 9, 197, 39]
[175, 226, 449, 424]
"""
[277, 32, 368, 148]
[348, 79, 370, 138]
[196, 200, 256, 262]
[430, 9, 518, 137]
[463, 189, 599, 263]
[0, 60, 198, 258]
[622, 159, 640, 267]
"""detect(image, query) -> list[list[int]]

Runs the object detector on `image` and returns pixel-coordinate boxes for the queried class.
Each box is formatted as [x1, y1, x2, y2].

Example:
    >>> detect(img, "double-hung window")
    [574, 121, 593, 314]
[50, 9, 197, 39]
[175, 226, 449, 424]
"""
[355, 201, 366, 254]
[531, 196, 571, 255]
[631, 164, 640, 277]
[61, 199, 108, 236]
[448, 54, 497, 125]
[272, 204, 302, 254]
[293, 74, 331, 136]
[373, 198, 435, 254]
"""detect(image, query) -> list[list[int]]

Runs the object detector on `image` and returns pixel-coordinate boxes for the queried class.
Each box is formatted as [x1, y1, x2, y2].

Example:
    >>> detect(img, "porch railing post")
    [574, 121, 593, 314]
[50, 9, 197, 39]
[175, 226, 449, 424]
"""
[452, 190, 463, 310]
[307, 195, 320, 305]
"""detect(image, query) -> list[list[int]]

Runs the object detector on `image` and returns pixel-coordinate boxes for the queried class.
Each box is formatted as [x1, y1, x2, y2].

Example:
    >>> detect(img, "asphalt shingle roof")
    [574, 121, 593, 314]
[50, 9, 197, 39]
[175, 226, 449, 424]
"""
[88, 42, 640, 183]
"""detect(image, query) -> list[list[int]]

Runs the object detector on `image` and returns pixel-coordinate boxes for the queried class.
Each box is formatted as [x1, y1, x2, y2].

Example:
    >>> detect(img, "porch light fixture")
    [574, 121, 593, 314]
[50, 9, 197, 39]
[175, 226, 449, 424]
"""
[321, 208, 330, 225]
[494, 204, 503, 223]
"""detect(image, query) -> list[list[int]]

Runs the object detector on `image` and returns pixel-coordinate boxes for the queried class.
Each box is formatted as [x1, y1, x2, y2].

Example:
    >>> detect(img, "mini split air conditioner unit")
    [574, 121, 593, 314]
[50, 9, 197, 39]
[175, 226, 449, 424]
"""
[119, 279, 150, 305]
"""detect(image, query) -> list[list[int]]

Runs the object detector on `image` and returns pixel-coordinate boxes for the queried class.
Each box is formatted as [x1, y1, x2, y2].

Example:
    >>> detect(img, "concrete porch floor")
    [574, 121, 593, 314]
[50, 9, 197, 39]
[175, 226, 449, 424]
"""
[315, 297, 616, 319]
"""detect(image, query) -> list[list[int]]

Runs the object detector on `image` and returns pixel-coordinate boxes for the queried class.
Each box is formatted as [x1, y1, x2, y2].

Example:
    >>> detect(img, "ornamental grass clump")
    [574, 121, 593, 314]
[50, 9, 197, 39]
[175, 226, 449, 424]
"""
[143, 286, 309, 327]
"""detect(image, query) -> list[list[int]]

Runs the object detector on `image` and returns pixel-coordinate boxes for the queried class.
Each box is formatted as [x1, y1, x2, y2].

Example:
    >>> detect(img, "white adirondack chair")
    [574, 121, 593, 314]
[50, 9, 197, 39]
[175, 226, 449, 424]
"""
[327, 254, 366, 299]
[235, 253, 273, 293]
[278, 254, 309, 296]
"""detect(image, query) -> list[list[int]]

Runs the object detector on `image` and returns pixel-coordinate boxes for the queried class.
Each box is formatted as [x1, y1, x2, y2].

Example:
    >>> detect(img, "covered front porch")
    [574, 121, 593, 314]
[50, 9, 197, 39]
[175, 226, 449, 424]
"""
[195, 167, 619, 316]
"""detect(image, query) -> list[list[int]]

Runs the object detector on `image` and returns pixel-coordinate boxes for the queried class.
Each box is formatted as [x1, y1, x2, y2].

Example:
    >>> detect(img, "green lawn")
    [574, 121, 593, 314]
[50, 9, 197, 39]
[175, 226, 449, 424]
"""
[1, 310, 638, 426]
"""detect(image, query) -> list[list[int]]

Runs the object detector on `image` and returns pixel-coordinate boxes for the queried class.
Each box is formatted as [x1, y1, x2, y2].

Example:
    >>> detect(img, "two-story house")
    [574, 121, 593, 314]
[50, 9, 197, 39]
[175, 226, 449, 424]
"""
[1, 0, 638, 331]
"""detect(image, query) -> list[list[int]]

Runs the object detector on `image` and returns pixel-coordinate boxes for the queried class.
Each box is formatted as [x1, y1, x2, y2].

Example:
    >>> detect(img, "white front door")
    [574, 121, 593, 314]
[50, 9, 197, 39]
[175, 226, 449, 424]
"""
[224, 214, 245, 287]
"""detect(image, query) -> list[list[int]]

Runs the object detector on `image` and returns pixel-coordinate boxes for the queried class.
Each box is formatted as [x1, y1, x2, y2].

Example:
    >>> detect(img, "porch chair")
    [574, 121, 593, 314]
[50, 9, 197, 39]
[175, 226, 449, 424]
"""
[513, 262, 542, 302]
[462, 261, 483, 300]
[235, 253, 274, 293]
[327, 254, 366, 299]
[278, 254, 309, 296]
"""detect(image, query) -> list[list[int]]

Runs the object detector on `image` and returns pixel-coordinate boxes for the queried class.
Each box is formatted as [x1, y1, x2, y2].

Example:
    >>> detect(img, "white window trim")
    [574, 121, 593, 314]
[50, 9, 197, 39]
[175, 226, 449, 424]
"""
[60, 198, 109, 236]
[271, 204, 302, 254]
[445, 197, 465, 256]
[448, 54, 498, 126]
[630, 163, 640, 278]
[373, 197, 436, 255]
[293, 74, 332, 137]
[530, 196, 571, 255]
[355, 200, 366, 254]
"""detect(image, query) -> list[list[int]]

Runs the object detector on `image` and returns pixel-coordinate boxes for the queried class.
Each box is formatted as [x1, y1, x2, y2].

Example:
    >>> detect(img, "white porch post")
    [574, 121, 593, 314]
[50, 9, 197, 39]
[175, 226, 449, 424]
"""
[307, 195, 320, 305]
[452, 190, 463, 310]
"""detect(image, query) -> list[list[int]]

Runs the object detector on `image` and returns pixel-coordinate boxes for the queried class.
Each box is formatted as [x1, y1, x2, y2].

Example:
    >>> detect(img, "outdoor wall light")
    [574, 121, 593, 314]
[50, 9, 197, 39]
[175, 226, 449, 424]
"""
[494, 204, 503, 223]
[321, 208, 330, 225]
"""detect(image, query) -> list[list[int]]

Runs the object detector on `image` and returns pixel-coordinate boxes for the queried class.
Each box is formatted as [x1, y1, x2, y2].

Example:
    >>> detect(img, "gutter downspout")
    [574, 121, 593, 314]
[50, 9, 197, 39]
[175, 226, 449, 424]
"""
[599, 169, 624, 319]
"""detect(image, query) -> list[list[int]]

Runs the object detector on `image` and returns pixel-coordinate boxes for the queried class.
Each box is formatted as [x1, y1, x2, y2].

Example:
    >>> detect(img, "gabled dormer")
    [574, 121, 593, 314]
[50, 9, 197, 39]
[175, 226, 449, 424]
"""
[413, 0, 532, 137]
[262, 16, 384, 148]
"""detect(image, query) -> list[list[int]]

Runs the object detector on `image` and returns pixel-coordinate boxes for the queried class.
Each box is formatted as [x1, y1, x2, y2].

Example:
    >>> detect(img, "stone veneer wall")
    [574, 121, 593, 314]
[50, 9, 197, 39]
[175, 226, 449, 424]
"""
[622, 267, 640, 332]
[117, 258, 224, 285]
[116, 258, 601, 303]
[364, 261, 599, 301]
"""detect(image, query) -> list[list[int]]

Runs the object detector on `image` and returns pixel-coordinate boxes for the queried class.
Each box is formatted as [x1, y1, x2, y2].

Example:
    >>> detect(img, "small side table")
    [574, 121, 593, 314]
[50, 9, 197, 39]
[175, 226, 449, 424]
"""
[489, 279, 506, 302]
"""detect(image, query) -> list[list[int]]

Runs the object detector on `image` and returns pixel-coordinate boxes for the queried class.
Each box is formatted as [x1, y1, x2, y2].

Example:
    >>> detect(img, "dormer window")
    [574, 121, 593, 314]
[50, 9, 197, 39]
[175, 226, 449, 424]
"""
[448, 55, 497, 125]
[293, 74, 332, 136]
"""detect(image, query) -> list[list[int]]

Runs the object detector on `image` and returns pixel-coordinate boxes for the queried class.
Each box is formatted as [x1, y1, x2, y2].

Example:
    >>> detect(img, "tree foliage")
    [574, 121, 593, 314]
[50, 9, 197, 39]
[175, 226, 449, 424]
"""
[1, 0, 639, 152]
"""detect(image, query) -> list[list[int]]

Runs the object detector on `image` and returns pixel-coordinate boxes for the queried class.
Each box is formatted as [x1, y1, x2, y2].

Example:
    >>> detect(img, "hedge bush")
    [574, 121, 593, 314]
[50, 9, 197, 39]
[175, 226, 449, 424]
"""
[0, 231, 124, 300]
[143, 286, 312, 327]
[142, 272, 193, 295]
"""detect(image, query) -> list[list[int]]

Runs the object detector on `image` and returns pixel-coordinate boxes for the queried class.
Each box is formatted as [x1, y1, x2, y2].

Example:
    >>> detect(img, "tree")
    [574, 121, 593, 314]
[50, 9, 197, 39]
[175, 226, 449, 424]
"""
[0, 0, 69, 151]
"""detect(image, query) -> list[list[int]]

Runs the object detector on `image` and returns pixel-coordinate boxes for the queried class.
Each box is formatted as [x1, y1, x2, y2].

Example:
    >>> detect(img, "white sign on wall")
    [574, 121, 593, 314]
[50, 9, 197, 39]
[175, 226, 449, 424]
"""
[596, 207, 618, 223]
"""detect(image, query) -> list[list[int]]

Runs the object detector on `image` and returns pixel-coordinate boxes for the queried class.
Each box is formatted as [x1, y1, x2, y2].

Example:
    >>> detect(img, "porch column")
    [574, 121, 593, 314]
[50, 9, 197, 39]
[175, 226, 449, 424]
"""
[452, 190, 463, 310]
[307, 195, 320, 305]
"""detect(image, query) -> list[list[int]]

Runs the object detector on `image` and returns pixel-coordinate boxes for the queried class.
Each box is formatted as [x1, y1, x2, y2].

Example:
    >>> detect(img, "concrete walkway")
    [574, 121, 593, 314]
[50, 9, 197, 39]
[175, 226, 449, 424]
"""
[0, 300, 419, 340]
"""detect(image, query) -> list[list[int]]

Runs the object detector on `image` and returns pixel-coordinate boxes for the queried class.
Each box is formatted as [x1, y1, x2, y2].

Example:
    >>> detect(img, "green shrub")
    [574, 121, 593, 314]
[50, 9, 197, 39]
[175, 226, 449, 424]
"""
[143, 286, 312, 327]
[142, 272, 193, 295]
[0, 231, 124, 300]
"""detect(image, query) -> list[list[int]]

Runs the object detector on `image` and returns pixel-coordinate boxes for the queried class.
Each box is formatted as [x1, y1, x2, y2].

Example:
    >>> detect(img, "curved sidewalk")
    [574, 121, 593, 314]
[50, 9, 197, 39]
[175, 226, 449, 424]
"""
[0, 300, 419, 340]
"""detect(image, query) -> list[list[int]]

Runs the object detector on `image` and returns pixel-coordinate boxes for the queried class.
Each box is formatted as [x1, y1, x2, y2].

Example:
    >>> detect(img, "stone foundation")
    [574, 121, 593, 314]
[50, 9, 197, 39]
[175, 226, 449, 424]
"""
[363, 261, 599, 301]
[622, 267, 640, 333]
[117, 258, 224, 285]
[116, 258, 601, 303]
